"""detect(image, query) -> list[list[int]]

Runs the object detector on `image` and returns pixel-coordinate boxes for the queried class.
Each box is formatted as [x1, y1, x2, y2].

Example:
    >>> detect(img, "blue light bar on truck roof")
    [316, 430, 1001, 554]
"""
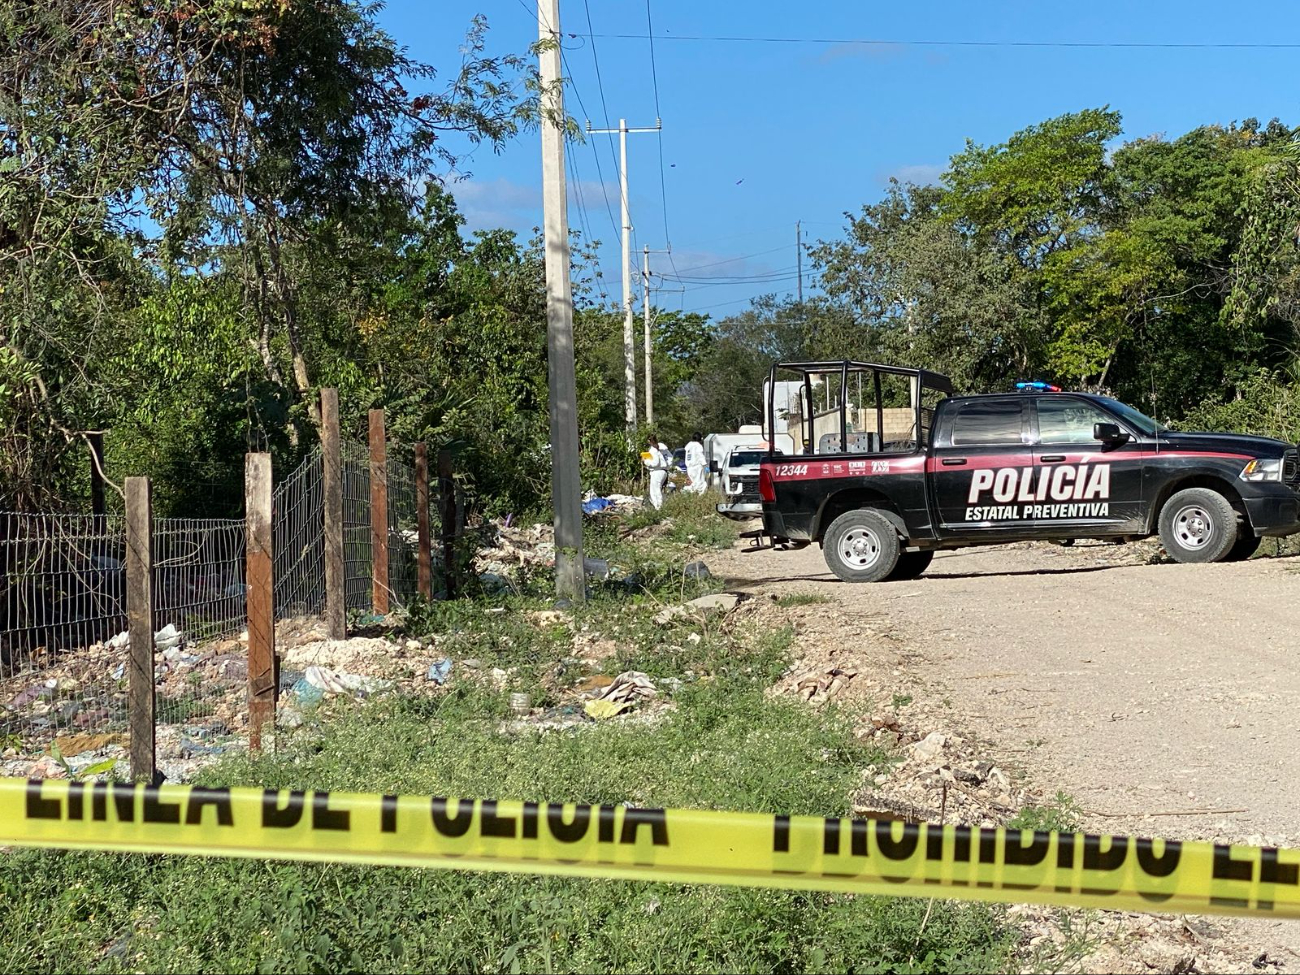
[1015, 381, 1061, 392]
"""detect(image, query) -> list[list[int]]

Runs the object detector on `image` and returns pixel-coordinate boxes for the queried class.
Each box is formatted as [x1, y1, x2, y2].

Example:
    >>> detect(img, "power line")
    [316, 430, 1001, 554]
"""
[662, 246, 789, 274]
[644, 0, 675, 277]
[580, 1, 625, 198]
[558, 51, 621, 243]
[572, 31, 1300, 50]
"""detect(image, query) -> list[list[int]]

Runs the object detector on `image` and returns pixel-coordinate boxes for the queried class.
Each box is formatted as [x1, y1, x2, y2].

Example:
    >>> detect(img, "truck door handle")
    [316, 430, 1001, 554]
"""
[941, 458, 967, 466]
[1040, 455, 1066, 463]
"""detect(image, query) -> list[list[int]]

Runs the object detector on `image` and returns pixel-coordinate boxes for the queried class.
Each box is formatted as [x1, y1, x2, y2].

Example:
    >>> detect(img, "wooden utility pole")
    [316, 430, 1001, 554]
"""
[320, 389, 345, 639]
[125, 477, 155, 783]
[539, 0, 586, 602]
[245, 452, 275, 752]
[368, 408, 389, 614]
[415, 442, 432, 599]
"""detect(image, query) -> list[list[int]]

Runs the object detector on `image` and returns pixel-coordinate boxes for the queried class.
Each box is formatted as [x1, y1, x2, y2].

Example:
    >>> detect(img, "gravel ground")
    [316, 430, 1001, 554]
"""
[712, 533, 1300, 973]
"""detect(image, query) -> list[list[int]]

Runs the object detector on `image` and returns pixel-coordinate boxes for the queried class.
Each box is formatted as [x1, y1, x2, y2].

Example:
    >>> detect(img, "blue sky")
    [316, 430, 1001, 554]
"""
[398, 1, 1300, 318]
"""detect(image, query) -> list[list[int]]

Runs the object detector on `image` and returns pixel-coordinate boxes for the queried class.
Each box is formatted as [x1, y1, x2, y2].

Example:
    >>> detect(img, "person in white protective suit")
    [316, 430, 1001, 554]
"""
[643, 434, 671, 509]
[684, 432, 708, 494]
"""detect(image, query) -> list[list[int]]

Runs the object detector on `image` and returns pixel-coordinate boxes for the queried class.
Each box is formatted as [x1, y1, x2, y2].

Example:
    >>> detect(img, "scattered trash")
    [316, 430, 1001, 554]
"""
[290, 677, 325, 708]
[509, 691, 532, 715]
[576, 675, 614, 693]
[584, 698, 633, 720]
[582, 497, 614, 514]
[583, 557, 612, 579]
[154, 624, 183, 652]
[461, 658, 483, 670]
[584, 671, 657, 720]
[427, 659, 452, 684]
[653, 592, 743, 624]
[303, 665, 389, 699]
[8, 679, 56, 708]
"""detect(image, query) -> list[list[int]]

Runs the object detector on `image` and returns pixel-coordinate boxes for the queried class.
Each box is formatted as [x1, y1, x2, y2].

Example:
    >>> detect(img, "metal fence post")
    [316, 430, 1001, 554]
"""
[245, 452, 275, 752]
[125, 477, 155, 783]
[438, 449, 457, 600]
[321, 388, 346, 639]
[415, 442, 432, 599]
[369, 409, 389, 615]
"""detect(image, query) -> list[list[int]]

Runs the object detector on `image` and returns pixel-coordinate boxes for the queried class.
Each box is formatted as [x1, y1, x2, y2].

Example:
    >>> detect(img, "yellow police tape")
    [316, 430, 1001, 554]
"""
[4, 777, 1298, 918]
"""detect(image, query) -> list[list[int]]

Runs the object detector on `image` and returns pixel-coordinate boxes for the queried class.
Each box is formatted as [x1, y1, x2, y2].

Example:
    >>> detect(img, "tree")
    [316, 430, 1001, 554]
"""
[0, 1, 533, 509]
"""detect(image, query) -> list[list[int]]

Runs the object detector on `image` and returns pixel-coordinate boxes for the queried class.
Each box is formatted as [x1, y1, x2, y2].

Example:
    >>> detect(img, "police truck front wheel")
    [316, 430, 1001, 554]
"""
[1158, 488, 1238, 563]
[823, 510, 900, 582]
[888, 550, 934, 581]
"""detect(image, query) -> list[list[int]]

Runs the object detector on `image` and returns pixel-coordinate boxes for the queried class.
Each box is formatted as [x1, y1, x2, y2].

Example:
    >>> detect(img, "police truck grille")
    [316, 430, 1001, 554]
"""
[1285, 449, 1299, 486]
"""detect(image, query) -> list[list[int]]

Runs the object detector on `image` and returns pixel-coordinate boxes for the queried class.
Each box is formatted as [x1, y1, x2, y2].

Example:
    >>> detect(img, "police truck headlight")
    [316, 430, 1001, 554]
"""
[1240, 459, 1284, 482]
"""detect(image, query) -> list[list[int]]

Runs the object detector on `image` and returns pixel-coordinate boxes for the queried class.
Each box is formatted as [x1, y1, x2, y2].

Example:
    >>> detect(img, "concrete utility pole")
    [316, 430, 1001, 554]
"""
[587, 116, 660, 431]
[642, 245, 653, 424]
[539, 0, 585, 602]
[796, 220, 803, 304]
[640, 245, 671, 426]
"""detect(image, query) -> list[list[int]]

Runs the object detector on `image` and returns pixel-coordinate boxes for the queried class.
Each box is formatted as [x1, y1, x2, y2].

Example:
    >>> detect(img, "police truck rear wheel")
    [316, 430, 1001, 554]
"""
[888, 550, 934, 581]
[1158, 488, 1237, 564]
[824, 510, 900, 582]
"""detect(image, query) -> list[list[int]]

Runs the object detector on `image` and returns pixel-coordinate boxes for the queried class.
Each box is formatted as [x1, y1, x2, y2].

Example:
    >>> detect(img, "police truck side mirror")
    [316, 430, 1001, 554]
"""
[1093, 422, 1127, 443]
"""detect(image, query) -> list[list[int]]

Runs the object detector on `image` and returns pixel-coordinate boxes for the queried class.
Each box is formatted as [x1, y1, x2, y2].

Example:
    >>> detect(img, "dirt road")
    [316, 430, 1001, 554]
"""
[714, 537, 1300, 967]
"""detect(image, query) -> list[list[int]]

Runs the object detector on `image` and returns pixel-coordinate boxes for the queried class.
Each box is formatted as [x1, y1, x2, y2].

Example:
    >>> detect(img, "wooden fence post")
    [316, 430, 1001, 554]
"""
[321, 389, 346, 639]
[438, 448, 457, 599]
[415, 442, 432, 599]
[245, 452, 275, 752]
[369, 409, 389, 614]
[125, 477, 155, 783]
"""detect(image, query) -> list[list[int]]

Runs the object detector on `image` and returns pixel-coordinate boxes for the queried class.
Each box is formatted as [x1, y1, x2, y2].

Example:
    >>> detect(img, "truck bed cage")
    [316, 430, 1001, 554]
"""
[766, 360, 955, 458]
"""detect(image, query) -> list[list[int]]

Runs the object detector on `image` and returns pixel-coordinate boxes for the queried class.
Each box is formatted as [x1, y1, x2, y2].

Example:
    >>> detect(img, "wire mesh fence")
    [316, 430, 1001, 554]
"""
[342, 440, 373, 614]
[1, 432, 449, 755]
[0, 513, 129, 743]
[386, 453, 421, 608]
[273, 449, 325, 620]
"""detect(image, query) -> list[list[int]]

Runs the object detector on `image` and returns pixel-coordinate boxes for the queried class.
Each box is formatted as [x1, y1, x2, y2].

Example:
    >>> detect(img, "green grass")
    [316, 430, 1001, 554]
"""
[0, 505, 1018, 974]
[773, 592, 832, 608]
[1006, 791, 1083, 833]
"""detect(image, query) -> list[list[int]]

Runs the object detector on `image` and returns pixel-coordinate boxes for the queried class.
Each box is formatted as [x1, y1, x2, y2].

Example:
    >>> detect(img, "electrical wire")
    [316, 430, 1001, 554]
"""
[580, 0, 625, 202]
[660, 246, 789, 274]
[571, 31, 1300, 50]
[558, 51, 621, 243]
[644, 0, 678, 281]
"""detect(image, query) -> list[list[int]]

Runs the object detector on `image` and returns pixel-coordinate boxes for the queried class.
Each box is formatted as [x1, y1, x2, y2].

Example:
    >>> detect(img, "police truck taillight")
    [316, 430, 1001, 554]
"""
[758, 468, 775, 502]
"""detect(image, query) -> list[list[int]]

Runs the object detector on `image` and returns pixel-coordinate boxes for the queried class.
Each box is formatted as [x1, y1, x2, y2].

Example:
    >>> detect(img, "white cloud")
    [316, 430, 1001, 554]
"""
[445, 175, 540, 232]
[887, 163, 945, 186]
[444, 174, 622, 238]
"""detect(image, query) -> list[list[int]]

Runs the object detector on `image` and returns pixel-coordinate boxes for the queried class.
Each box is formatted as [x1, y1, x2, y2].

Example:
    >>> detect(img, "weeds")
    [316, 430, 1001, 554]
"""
[1007, 791, 1083, 832]
[773, 592, 832, 608]
[0, 500, 1018, 974]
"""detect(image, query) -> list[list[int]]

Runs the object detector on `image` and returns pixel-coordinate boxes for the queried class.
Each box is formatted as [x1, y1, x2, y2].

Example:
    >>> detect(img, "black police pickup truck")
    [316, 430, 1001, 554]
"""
[757, 361, 1300, 582]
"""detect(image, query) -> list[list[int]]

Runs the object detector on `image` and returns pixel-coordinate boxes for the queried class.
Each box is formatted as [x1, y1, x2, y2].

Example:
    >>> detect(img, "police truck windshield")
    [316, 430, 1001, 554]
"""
[1094, 397, 1166, 436]
[729, 451, 766, 467]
